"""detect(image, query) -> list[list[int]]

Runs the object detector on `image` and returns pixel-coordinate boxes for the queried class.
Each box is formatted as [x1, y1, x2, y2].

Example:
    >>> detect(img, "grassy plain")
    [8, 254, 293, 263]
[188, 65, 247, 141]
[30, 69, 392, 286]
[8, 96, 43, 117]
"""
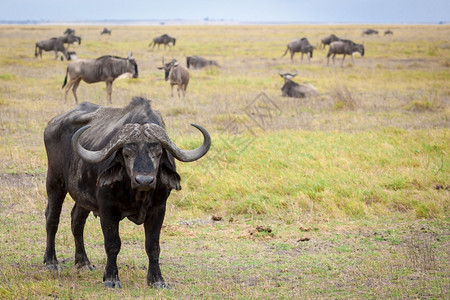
[0, 24, 449, 298]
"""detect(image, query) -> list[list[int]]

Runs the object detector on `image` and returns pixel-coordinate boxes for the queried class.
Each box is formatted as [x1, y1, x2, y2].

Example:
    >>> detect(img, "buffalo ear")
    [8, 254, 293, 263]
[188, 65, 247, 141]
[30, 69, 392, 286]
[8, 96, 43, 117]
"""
[96, 152, 124, 187]
[159, 151, 181, 190]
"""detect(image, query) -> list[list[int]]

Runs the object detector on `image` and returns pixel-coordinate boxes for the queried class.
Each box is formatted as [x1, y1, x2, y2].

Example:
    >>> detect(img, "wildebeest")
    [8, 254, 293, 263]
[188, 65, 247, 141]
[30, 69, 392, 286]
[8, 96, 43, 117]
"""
[64, 28, 75, 35]
[149, 34, 176, 50]
[158, 58, 189, 98]
[327, 40, 365, 66]
[61, 33, 82, 47]
[320, 34, 341, 49]
[60, 51, 78, 61]
[101, 28, 111, 35]
[362, 29, 379, 36]
[186, 56, 220, 69]
[43, 97, 211, 288]
[62, 53, 138, 104]
[384, 30, 393, 36]
[278, 72, 319, 98]
[35, 37, 69, 60]
[282, 38, 314, 63]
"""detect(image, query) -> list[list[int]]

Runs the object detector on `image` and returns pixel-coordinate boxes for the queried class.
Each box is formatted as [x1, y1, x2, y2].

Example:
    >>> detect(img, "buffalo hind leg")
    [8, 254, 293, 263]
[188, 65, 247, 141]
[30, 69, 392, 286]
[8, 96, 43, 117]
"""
[71, 204, 95, 270]
[145, 205, 169, 288]
[43, 176, 67, 271]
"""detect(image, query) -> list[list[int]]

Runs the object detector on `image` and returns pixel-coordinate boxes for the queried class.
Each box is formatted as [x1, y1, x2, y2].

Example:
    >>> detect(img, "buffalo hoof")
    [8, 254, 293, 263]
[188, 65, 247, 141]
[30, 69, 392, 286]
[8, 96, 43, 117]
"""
[104, 280, 122, 289]
[152, 282, 170, 289]
[46, 264, 61, 272]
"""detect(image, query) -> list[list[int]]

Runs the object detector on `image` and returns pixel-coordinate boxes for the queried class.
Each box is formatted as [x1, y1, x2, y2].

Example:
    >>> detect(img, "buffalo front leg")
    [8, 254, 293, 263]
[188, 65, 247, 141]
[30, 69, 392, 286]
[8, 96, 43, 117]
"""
[71, 204, 95, 270]
[144, 205, 169, 288]
[100, 210, 121, 288]
[44, 176, 67, 271]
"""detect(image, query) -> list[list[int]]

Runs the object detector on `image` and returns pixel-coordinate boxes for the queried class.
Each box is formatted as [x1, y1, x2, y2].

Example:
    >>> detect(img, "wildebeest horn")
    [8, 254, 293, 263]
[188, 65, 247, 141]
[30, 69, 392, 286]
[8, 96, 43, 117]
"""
[72, 124, 143, 163]
[143, 123, 211, 162]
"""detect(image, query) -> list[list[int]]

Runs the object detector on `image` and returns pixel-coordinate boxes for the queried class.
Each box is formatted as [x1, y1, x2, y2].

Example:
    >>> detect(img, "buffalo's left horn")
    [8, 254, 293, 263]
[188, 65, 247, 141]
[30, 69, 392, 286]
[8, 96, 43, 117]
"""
[143, 123, 211, 162]
[72, 124, 142, 163]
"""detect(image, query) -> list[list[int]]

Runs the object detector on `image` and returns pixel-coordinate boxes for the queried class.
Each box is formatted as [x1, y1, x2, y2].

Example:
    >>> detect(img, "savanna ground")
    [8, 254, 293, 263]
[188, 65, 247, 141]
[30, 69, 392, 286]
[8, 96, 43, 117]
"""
[0, 24, 449, 298]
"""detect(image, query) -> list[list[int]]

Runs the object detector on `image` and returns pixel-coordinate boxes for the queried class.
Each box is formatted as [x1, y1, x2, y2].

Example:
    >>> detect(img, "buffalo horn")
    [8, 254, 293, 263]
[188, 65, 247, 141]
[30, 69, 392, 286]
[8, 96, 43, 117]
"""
[143, 123, 211, 162]
[72, 124, 143, 163]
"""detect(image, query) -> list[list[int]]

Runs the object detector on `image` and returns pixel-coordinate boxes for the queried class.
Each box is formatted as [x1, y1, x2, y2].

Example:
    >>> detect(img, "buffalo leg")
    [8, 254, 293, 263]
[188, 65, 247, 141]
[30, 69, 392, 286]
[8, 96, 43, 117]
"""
[71, 78, 82, 103]
[43, 175, 67, 270]
[144, 204, 169, 288]
[100, 211, 121, 288]
[106, 81, 113, 104]
[71, 204, 94, 270]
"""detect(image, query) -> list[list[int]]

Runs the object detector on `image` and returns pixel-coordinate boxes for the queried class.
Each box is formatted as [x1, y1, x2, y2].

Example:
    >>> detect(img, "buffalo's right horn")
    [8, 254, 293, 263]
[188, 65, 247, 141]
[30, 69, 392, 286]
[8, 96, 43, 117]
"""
[143, 123, 211, 162]
[72, 124, 143, 163]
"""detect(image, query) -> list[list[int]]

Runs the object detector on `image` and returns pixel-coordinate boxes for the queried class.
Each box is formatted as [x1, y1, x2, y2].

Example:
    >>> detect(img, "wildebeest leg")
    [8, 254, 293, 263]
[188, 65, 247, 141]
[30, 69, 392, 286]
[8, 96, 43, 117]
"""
[43, 173, 67, 271]
[106, 81, 113, 104]
[332, 53, 337, 64]
[301, 53, 304, 63]
[341, 54, 346, 67]
[290, 50, 294, 62]
[71, 204, 94, 270]
[170, 84, 174, 97]
[100, 210, 122, 288]
[71, 78, 82, 103]
[145, 204, 169, 288]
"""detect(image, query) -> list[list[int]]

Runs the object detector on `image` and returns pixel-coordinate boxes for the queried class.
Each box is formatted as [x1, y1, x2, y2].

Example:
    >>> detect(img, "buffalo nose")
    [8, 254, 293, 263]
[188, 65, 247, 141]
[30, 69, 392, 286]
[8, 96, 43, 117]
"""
[135, 175, 154, 186]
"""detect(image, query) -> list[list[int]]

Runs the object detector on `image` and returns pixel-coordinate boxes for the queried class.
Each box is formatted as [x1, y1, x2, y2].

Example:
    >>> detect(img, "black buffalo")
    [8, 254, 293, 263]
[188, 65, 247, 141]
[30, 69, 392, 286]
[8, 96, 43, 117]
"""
[43, 97, 211, 288]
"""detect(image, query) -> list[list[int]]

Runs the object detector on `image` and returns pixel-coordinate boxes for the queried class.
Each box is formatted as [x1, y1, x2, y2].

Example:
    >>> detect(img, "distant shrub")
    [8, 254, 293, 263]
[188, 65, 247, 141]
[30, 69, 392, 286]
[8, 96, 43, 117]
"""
[404, 100, 434, 112]
[332, 85, 358, 110]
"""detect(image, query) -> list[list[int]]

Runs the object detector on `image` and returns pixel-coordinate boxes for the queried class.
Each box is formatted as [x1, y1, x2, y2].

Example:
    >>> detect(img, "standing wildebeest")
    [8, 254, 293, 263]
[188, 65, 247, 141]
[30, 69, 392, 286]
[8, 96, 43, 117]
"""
[64, 28, 75, 35]
[62, 54, 138, 104]
[362, 29, 379, 36]
[282, 38, 314, 63]
[186, 56, 220, 69]
[327, 40, 365, 66]
[384, 30, 393, 36]
[158, 58, 189, 98]
[320, 34, 341, 49]
[101, 28, 111, 35]
[35, 37, 69, 60]
[149, 34, 176, 50]
[278, 72, 319, 98]
[43, 97, 211, 288]
[61, 33, 82, 47]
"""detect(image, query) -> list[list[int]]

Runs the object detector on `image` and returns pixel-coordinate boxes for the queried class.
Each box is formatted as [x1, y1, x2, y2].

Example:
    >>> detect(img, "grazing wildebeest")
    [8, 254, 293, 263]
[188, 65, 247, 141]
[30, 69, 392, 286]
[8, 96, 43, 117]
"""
[43, 97, 211, 288]
[101, 28, 111, 35]
[278, 72, 319, 98]
[186, 56, 220, 69]
[327, 40, 365, 66]
[60, 51, 78, 61]
[384, 30, 393, 36]
[35, 37, 69, 60]
[158, 58, 189, 98]
[362, 29, 379, 36]
[149, 34, 176, 50]
[64, 28, 75, 35]
[282, 38, 314, 63]
[62, 54, 138, 104]
[61, 33, 82, 47]
[320, 34, 341, 49]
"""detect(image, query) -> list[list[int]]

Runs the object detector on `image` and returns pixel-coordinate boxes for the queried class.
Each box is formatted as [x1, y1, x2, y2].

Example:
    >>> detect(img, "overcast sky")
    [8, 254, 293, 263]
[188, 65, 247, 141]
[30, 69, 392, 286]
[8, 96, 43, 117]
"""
[0, 0, 448, 24]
